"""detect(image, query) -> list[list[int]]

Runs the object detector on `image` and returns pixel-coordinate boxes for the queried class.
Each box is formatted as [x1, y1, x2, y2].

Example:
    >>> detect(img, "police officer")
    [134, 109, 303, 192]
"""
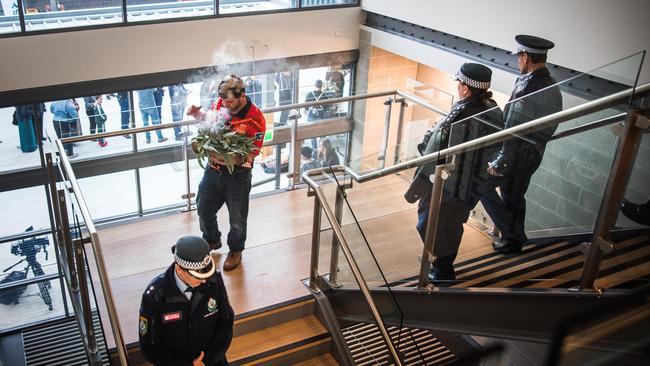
[486, 35, 563, 254]
[139, 236, 234, 366]
[405, 63, 503, 281]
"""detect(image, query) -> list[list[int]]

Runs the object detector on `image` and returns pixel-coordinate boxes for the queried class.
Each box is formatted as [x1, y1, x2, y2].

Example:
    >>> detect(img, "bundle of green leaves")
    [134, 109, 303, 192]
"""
[192, 109, 257, 173]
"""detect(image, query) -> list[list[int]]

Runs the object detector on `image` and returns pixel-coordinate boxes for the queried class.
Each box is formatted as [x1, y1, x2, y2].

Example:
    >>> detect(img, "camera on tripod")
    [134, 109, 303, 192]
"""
[1, 226, 53, 310]
[10, 227, 49, 260]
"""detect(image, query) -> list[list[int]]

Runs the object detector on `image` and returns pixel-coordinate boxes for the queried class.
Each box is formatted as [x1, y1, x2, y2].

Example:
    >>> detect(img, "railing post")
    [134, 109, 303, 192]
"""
[580, 109, 648, 290]
[180, 130, 196, 213]
[417, 164, 450, 289]
[328, 184, 345, 287]
[309, 196, 322, 292]
[394, 98, 407, 165]
[74, 234, 100, 361]
[378, 97, 394, 169]
[289, 112, 301, 189]
[58, 189, 79, 292]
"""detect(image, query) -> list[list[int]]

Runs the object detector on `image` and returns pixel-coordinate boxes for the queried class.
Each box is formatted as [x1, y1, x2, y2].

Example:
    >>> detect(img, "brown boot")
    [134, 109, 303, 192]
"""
[223, 251, 242, 271]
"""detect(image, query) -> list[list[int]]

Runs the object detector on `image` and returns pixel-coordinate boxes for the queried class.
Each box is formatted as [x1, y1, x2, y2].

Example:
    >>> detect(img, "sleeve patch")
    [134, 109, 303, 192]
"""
[139, 316, 148, 336]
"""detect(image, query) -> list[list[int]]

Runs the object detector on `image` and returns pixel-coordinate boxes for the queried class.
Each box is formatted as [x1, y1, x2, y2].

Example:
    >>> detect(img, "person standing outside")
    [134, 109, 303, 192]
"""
[487, 35, 563, 254]
[139, 236, 234, 366]
[169, 83, 190, 141]
[405, 63, 503, 281]
[137, 88, 168, 144]
[50, 99, 80, 158]
[188, 74, 266, 271]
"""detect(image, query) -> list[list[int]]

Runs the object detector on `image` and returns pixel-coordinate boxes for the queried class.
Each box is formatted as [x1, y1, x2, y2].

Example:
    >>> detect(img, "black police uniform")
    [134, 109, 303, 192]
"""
[139, 264, 234, 366]
[406, 90, 503, 279]
[488, 67, 563, 244]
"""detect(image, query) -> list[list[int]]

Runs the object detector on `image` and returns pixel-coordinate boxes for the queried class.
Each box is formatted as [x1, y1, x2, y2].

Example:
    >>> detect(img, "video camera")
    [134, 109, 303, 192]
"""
[10, 226, 50, 261]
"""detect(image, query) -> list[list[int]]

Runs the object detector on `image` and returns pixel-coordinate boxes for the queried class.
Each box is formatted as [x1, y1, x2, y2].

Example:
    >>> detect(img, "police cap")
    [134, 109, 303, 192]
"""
[515, 35, 555, 55]
[172, 235, 216, 279]
[454, 63, 492, 90]
[315, 79, 323, 87]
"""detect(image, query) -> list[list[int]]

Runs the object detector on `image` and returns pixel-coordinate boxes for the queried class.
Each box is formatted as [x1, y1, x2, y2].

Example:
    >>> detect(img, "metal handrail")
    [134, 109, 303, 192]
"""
[348, 83, 650, 183]
[54, 140, 129, 366]
[303, 167, 403, 366]
[60, 90, 400, 144]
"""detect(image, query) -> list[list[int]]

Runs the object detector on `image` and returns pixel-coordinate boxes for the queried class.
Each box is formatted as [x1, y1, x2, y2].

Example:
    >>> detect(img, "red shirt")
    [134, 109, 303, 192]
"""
[212, 96, 266, 169]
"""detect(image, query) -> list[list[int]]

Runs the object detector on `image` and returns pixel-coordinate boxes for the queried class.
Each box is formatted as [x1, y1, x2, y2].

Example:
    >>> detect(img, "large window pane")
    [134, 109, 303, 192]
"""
[0, 0, 20, 34]
[22, 0, 123, 32]
[0, 186, 51, 238]
[219, 0, 296, 15]
[0, 106, 43, 171]
[77, 170, 139, 220]
[301, 0, 357, 8]
[126, 0, 214, 22]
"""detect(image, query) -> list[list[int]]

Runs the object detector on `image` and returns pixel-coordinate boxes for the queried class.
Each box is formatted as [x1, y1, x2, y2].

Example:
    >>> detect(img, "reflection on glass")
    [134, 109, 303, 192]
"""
[126, 0, 213, 23]
[0, 278, 65, 330]
[22, 0, 123, 31]
[219, 0, 295, 14]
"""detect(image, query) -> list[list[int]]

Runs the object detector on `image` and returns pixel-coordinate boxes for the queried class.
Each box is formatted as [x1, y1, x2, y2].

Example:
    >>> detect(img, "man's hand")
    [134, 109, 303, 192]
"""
[487, 165, 503, 177]
[187, 105, 206, 121]
[193, 351, 205, 366]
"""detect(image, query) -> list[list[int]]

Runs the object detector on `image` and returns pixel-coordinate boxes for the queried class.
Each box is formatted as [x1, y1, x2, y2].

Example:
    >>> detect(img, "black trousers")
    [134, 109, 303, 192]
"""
[417, 191, 471, 273]
[53, 120, 78, 155]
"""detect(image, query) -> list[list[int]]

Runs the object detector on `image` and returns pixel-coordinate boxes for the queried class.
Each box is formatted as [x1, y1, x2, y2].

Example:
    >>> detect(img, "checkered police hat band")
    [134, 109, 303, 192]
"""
[455, 72, 490, 89]
[175, 253, 211, 270]
[516, 45, 548, 55]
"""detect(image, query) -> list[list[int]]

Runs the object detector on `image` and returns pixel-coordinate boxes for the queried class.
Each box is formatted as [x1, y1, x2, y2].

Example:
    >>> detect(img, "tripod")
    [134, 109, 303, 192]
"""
[3, 252, 53, 311]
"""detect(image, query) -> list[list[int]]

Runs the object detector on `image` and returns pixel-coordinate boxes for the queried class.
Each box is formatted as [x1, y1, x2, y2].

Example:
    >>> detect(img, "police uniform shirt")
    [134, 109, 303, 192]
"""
[173, 270, 193, 301]
[139, 264, 234, 366]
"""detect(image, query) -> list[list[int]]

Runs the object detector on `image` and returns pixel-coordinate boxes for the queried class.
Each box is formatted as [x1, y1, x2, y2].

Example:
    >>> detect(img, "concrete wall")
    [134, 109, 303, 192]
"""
[0, 7, 362, 92]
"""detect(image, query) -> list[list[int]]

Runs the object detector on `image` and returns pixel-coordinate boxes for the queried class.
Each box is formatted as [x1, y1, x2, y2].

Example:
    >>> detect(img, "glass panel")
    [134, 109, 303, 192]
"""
[22, 0, 123, 32]
[552, 290, 650, 366]
[219, 0, 295, 15]
[126, 0, 213, 23]
[78, 170, 139, 219]
[0, 105, 44, 171]
[618, 130, 650, 229]
[0, 186, 51, 238]
[0, 1, 20, 34]
[301, 0, 357, 7]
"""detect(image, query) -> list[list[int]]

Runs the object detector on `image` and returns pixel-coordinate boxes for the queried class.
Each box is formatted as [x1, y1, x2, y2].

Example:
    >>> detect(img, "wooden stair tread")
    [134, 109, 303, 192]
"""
[291, 352, 339, 366]
[227, 315, 328, 362]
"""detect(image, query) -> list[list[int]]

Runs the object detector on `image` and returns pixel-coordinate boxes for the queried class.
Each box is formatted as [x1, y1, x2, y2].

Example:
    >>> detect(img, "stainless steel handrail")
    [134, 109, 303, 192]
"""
[347, 83, 650, 183]
[55, 140, 129, 366]
[303, 167, 403, 366]
[60, 90, 400, 144]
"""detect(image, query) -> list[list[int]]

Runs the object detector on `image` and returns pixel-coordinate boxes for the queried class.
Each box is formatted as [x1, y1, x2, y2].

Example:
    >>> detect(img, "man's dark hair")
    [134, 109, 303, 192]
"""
[525, 52, 547, 64]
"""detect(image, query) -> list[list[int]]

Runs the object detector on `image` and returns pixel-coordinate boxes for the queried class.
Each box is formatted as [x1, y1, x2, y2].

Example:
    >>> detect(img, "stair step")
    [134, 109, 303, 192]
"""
[228, 314, 328, 363]
[343, 323, 457, 366]
[239, 337, 332, 366]
[234, 299, 315, 337]
[293, 352, 340, 366]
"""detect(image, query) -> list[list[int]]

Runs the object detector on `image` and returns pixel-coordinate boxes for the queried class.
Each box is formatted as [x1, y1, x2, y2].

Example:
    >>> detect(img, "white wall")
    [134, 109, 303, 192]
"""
[362, 0, 650, 84]
[0, 7, 361, 92]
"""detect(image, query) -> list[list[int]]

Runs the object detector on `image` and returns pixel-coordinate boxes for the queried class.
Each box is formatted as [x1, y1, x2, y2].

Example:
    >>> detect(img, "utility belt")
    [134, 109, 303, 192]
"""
[209, 162, 252, 174]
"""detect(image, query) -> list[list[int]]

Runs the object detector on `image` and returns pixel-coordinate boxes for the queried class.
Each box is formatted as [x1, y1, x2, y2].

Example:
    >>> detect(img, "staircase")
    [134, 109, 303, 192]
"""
[343, 323, 457, 365]
[23, 311, 109, 366]
[392, 233, 650, 290]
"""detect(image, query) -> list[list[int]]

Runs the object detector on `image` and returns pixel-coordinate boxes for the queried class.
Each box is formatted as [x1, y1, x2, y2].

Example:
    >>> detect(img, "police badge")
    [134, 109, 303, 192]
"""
[207, 297, 217, 313]
[139, 316, 148, 336]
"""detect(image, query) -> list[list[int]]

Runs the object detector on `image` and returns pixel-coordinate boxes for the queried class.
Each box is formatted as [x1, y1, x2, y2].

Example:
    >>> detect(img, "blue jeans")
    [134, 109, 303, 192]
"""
[171, 102, 186, 137]
[118, 93, 130, 129]
[140, 107, 164, 141]
[197, 167, 252, 252]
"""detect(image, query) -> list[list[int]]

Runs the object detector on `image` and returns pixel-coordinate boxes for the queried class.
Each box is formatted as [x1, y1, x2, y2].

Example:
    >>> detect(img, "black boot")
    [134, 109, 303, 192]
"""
[621, 199, 650, 226]
[493, 238, 522, 254]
